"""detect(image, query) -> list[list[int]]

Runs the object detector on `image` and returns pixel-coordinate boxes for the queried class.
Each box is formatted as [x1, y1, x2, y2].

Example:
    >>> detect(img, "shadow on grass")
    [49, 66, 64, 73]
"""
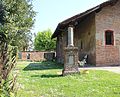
[23, 61, 63, 71]
[31, 74, 63, 78]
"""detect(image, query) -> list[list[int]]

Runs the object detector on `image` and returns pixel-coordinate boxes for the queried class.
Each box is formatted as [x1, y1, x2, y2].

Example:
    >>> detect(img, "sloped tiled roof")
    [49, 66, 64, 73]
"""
[52, 0, 118, 39]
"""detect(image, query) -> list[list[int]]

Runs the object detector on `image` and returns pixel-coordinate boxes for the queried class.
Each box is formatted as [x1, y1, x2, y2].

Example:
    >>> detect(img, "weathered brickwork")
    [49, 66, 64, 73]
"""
[56, 35, 64, 63]
[63, 47, 79, 75]
[96, 1, 120, 66]
[20, 51, 55, 61]
[96, 46, 119, 66]
[75, 13, 96, 65]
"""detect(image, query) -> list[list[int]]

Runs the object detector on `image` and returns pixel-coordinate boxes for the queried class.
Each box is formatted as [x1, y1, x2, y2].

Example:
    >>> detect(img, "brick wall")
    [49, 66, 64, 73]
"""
[96, 1, 120, 66]
[20, 51, 55, 61]
[96, 46, 119, 66]
[56, 35, 64, 63]
[75, 13, 96, 65]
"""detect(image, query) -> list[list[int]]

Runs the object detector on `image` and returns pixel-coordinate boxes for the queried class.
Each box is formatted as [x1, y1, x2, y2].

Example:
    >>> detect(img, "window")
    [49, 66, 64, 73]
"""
[105, 30, 114, 45]
[81, 40, 83, 49]
[27, 53, 30, 59]
[18, 52, 22, 59]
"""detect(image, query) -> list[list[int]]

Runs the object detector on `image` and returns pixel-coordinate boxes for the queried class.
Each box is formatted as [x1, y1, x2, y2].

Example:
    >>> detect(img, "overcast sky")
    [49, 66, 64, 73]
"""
[32, 0, 108, 33]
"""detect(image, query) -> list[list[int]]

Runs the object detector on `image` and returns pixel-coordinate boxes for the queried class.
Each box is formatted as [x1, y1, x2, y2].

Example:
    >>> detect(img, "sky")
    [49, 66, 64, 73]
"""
[32, 0, 108, 34]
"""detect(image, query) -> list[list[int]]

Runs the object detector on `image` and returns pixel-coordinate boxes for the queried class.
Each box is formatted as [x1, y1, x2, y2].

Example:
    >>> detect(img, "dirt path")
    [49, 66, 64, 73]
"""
[79, 66, 120, 74]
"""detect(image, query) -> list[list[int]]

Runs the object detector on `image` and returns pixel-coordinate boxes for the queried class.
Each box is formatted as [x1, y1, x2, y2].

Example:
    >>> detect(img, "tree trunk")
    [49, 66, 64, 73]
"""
[0, 42, 9, 80]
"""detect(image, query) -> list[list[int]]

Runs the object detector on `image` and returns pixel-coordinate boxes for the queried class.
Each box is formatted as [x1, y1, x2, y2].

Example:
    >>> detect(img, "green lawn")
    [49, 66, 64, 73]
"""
[16, 61, 120, 97]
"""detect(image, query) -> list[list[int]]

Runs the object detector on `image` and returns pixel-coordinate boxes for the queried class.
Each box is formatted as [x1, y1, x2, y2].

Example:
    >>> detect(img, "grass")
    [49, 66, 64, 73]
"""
[15, 61, 120, 97]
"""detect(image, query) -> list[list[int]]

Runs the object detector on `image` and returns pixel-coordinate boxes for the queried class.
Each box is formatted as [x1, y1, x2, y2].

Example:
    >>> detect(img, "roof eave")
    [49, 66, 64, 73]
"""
[51, 0, 118, 39]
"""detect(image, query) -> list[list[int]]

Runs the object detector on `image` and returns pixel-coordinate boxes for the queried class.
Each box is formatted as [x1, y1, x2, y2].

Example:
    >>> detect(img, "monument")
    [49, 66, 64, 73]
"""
[62, 26, 79, 75]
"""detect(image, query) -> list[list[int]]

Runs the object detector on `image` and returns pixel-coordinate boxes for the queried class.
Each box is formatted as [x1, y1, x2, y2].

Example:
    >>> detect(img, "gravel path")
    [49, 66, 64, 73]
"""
[79, 66, 120, 74]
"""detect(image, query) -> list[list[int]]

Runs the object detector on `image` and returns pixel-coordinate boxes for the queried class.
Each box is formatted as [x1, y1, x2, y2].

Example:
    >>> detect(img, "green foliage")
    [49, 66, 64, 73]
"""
[0, 1, 5, 25]
[0, 0, 35, 51]
[16, 61, 120, 97]
[0, 0, 35, 96]
[0, 45, 17, 97]
[34, 29, 56, 51]
[0, 79, 15, 97]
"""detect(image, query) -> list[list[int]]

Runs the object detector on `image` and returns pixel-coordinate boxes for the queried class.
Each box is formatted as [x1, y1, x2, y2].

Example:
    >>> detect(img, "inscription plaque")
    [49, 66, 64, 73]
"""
[67, 55, 74, 64]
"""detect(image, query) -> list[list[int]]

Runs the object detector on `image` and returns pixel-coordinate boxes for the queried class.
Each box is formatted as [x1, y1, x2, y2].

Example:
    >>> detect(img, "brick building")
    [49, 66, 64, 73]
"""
[52, 0, 120, 66]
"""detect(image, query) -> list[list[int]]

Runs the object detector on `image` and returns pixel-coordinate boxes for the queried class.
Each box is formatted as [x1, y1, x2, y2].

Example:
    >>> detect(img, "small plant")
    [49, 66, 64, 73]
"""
[0, 45, 18, 97]
[0, 73, 17, 97]
[78, 60, 86, 67]
[78, 55, 87, 67]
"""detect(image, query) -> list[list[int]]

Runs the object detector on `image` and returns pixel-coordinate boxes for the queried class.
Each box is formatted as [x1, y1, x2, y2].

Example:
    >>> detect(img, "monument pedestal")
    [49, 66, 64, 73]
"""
[62, 46, 79, 76]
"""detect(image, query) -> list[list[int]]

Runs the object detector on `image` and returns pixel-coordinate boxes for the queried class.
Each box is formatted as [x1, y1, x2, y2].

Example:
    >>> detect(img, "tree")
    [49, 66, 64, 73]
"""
[34, 29, 56, 51]
[0, 0, 35, 96]
[3, 0, 35, 51]
[0, 0, 35, 79]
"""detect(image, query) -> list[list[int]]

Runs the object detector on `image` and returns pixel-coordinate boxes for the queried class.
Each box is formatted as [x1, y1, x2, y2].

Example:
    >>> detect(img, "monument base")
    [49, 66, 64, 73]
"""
[62, 46, 79, 76]
[62, 68, 80, 76]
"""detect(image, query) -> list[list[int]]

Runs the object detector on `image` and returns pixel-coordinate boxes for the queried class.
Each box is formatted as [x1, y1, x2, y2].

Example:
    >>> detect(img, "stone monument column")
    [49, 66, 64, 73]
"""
[62, 26, 79, 75]
[68, 27, 74, 47]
